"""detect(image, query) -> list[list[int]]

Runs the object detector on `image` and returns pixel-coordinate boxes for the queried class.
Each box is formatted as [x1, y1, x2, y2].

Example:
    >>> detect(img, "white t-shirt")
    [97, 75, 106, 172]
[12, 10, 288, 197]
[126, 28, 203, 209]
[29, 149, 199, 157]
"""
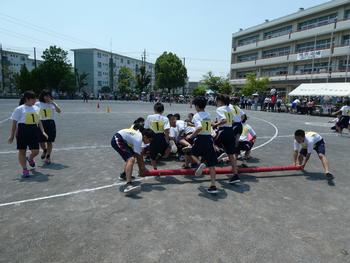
[145, 114, 170, 134]
[293, 132, 323, 154]
[117, 128, 143, 154]
[169, 127, 178, 139]
[176, 120, 186, 133]
[240, 124, 256, 142]
[193, 111, 212, 135]
[11, 104, 40, 125]
[35, 102, 56, 120]
[340, 105, 350, 116]
[229, 104, 245, 123]
[216, 106, 234, 128]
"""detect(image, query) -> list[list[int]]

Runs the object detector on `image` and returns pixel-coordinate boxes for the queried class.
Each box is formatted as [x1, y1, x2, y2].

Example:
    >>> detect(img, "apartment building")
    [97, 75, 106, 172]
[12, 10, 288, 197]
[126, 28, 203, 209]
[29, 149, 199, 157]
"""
[72, 48, 155, 96]
[231, 0, 350, 95]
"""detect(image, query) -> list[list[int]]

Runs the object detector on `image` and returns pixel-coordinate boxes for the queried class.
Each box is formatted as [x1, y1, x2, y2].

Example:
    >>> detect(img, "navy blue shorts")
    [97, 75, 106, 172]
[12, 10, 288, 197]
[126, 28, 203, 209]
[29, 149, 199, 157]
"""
[16, 123, 40, 150]
[150, 133, 169, 160]
[40, 119, 56, 143]
[300, 139, 326, 156]
[238, 141, 254, 152]
[337, 116, 350, 129]
[216, 127, 235, 154]
[111, 133, 135, 161]
[191, 135, 217, 167]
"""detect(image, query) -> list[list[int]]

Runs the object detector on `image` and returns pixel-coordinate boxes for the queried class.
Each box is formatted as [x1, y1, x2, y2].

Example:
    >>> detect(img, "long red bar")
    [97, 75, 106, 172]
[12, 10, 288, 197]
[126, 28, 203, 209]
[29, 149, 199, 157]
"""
[144, 165, 302, 176]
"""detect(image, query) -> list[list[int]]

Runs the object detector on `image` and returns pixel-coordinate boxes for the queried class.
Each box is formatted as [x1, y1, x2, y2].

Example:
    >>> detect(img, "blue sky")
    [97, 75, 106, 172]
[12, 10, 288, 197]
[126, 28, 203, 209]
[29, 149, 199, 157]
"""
[1, 0, 327, 81]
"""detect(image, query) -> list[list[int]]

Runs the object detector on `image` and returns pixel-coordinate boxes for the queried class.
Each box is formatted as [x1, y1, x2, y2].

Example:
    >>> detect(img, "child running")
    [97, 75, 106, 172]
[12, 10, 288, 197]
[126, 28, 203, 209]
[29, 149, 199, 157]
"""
[187, 96, 218, 193]
[144, 102, 171, 169]
[213, 94, 241, 184]
[293, 129, 334, 180]
[35, 90, 61, 164]
[111, 124, 155, 193]
[7, 91, 48, 178]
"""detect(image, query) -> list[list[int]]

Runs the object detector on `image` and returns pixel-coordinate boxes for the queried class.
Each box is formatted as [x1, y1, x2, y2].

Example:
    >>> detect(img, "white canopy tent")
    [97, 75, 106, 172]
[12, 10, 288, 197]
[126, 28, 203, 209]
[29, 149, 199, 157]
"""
[289, 83, 350, 97]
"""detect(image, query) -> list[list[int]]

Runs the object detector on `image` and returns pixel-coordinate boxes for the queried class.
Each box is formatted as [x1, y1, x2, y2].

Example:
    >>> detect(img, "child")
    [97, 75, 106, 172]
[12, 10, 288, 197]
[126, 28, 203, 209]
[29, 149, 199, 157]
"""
[144, 102, 171, 169]
[213, 94, 241, 184]
[8, 91, 48, 178]
[111, 125, 155, 193]
[333, 100, 350, 135]
[187, 96, 218, 194]
[35, 90, 61, 164]
[239, 115, 257, 167]
[293, 129, 334, 180]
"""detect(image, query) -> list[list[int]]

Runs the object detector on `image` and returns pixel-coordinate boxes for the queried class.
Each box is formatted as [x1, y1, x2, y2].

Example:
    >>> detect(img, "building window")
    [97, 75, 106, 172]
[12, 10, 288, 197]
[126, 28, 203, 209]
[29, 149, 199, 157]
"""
[237, 53, 258, 62]
[237, 35, 259, 47]
[98, 71, 102, 76]
[127, 60, 130, 64]
[261, 66, 288, 77]
[98, 81, 102, 86]
[97, 62, 102, 68]
[297, 13, 337, 30]
[294, 62, 329, 74]
[236, 71, 256, 78]
[120, 58, 124, 63]
[342, 35, 350, 46]
[339, 58, 350, 71]
[296, 38, 332, 53]
[97, 52, 101, 58]
[263, 25, 292, 40]
[345, 10, 350, 20]
[262, 46, 290, 58]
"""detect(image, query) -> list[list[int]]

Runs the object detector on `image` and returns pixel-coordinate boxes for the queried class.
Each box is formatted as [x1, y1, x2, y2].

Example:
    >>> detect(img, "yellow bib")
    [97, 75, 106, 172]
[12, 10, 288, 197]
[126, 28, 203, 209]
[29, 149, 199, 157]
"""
[151, 121, 165, 132]
[224, 112, 233, 125]
[40, 108, 52, 119]
[25, 112, 39, 125]
[200, 120, 212, 134]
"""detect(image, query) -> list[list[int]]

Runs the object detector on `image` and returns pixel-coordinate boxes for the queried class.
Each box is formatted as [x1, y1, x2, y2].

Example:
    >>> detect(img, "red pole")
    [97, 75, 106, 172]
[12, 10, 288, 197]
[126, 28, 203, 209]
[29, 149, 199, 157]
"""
[144, 165, 302, 177]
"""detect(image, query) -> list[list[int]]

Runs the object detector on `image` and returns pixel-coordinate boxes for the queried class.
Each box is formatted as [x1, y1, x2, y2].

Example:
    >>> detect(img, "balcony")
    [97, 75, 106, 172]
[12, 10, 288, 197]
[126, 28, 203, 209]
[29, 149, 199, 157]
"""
[233, 19, 350, 54]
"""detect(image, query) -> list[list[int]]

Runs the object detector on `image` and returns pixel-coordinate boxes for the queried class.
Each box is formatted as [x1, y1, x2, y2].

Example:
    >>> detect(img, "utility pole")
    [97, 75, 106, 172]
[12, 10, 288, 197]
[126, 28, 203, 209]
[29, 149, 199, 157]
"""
[0, 44, 5, 94]
[182, 57, 186, 95]
[34, 47, 37, 68]
[326, 29, 335, 83]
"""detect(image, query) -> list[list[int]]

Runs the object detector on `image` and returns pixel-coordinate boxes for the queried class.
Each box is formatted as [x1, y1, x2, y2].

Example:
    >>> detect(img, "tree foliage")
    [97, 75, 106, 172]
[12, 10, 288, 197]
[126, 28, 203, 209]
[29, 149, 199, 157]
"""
[76, 71, 89, 92]
[200, 71, 233, 95]
[135, 65, 151, 94]
[117, 66, 134, 94]
[155, 52, 187, 94]
[241, 73, 269, 96]
[192, 84, 207, 96]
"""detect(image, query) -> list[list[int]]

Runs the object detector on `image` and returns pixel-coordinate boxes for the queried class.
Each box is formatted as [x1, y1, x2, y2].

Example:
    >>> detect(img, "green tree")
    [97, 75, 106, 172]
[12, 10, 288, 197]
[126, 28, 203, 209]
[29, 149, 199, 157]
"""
[135, 65, 151, 94]
[117, 66, 134, 94]
[218, 78, 233, 95]
[15, 64, 31, 94]
[201, 71, 223, 92]
[192, 84, 207, 96]
[241, 73, 269, 96]
[76, 71, 89, 92]
[100, 86, 111, 93]
[40, 45, 73, 92]
[57, 70, 76, 95]
[155, 52, 187, 94]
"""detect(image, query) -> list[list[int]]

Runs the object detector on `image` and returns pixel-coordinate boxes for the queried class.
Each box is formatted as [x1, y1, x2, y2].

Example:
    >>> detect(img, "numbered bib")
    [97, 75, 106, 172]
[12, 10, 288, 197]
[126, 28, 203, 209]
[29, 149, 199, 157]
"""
[231, 106, 239, 115]
[224, 112, 233, 125]
[200, 120, 212, 134]
[306, 131, 317, 137]
[25, 112, 39, 124]
[151, 121, 164, 133]
[40, 108, 52, 119]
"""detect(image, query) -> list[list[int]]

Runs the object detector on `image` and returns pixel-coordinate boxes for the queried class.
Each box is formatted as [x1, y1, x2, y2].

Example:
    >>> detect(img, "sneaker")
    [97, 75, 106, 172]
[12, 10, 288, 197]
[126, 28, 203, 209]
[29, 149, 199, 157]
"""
[41, 149, 47, 159]
[119, 172, 135, 181]
[178, 155, 185, 162]
[123, 182, 141, 193]
[217, 153, 228, 162]
[22, 168, 30, 178]
[326, 173, 334, 180]
[26, 157, 36, 168]
[229, 174, 241, 184]
[195, 163, 206, 176]
[206, 185, 218, 194]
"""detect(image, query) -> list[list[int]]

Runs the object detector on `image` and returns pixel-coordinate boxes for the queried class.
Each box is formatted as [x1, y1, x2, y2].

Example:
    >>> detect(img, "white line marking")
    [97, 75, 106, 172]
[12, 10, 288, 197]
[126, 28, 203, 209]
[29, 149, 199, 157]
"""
[251, 117, 278, 151]
[258, 132, 337, 139]
[0, 117, 10, 124]
[0, 178, 148, 208]
[0, 145, 110, 155]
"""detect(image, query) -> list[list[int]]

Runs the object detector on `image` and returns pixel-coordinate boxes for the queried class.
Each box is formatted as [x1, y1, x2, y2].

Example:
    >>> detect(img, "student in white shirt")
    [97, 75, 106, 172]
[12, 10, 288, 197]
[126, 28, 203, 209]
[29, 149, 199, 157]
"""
[293, 129, 334, 181]
[186, 96, 218, 194]
[111, 124, 155, 193]
[36, 90, 61, 164]
[333, 101, 350, 134]
[144, 102, 171, 169]
[239, 115, 257, 167]
[8, 91, 48, 178]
